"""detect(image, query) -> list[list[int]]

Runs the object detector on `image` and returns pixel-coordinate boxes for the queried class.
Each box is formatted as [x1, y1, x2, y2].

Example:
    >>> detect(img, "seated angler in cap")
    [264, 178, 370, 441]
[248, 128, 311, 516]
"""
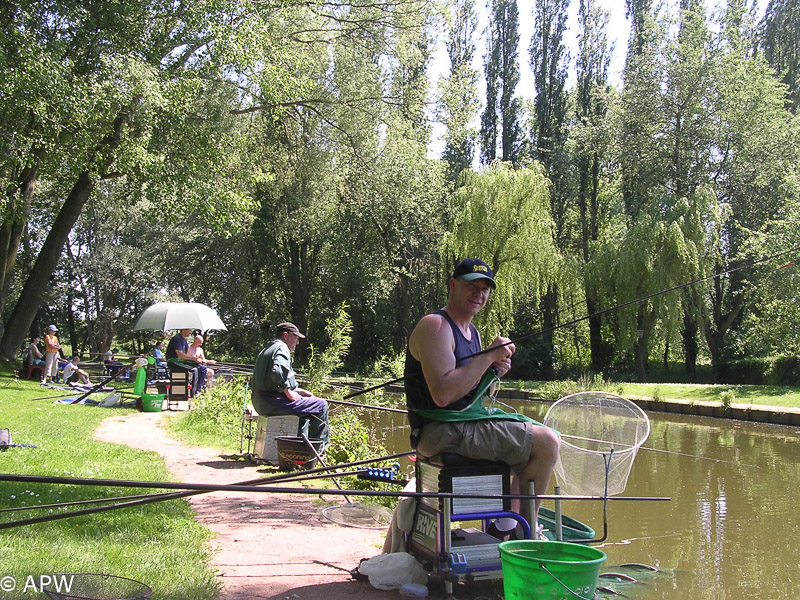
[250, 322, 330, 450]
[404, 258, 561, 540]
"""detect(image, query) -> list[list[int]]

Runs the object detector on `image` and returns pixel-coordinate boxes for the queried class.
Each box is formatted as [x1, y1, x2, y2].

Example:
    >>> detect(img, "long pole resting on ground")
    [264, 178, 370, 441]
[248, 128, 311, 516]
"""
[70, 362, 135, 404]
[0, 451, 416, 530]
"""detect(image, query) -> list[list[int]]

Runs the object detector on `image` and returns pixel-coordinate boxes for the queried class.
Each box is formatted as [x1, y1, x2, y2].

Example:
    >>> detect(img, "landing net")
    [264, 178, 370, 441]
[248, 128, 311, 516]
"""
[321, 502, 393, 529]
[543, 392, 650, 496]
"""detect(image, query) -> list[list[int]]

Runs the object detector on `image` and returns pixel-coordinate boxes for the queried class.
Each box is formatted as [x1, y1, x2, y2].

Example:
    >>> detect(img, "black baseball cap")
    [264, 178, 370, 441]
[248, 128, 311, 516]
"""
[276, 322, 306, 338]
[452, 258, 496, 289]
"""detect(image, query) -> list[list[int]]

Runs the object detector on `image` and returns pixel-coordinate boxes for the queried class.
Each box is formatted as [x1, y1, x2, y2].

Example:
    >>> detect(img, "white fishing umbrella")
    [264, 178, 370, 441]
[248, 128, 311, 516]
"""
[132, 302, 227, 332]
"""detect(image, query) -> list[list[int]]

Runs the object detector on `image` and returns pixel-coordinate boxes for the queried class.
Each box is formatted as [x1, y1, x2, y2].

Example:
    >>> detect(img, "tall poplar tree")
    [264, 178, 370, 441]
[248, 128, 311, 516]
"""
[439, 0, 480, 186]
[528, 0, 570, 377]
[616, 0, 663, 379]
[573, 0, 613, 372]
[480, 0, 523, 165]
[666, 0, 716, 379]
[761, 0, 800, 113]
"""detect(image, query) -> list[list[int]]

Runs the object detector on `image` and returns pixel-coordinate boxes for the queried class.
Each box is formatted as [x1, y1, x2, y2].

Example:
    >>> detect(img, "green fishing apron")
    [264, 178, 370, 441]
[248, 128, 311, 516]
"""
[412, 368, 545, 427]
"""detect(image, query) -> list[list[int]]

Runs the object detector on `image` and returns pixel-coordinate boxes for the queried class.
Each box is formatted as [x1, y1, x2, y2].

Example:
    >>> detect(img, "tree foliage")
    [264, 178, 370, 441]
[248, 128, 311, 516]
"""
[438, 0, 481, 186]
[480, 0, 524, 165]
[444, 161, 558, 339]
[1, 0, 798, 385]
[761, 0, 800, 113]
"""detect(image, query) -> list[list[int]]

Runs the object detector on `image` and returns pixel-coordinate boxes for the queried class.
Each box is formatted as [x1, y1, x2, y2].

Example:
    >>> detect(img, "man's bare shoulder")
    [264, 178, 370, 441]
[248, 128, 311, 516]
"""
[409, 313, 454, 358]
[411, 312, 449, 336]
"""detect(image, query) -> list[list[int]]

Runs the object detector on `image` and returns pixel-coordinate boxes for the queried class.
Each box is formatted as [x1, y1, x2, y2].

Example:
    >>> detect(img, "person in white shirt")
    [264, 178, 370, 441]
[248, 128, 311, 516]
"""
[62, 356, 91, 385]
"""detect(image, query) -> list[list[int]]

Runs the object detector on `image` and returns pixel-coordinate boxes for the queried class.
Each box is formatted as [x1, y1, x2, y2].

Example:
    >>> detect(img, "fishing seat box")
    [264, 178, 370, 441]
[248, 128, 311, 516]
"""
[251, 415, 300, 465]
[409, 454, 512, 578]
[417, 453, 511, 513]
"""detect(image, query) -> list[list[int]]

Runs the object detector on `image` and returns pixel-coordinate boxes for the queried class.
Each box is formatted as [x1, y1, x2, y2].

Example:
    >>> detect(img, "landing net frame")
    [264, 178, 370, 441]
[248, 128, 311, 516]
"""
[543, 392, 650, 496]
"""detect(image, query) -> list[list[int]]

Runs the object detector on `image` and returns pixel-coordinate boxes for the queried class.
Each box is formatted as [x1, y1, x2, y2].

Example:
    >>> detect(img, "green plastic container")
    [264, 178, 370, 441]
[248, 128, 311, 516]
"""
[498, 540, 606, 600]
[538, 507, 595, 541]
[140, 393, 165, 412]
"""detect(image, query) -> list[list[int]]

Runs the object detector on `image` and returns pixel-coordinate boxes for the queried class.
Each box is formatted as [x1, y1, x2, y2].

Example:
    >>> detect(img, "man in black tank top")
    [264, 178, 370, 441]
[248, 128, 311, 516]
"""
[405, 258, 561, 539]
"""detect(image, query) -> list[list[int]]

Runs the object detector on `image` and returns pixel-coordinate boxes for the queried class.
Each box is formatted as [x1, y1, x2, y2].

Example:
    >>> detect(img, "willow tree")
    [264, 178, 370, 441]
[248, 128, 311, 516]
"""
[443, 161, 558, 339]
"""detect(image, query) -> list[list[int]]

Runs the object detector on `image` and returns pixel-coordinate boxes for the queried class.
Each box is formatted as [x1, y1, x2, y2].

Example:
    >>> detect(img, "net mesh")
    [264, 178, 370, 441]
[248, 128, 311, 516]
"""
[543, 392, 650, 496]
[42, 573, 151, 600]
[321, 502, 393, 529]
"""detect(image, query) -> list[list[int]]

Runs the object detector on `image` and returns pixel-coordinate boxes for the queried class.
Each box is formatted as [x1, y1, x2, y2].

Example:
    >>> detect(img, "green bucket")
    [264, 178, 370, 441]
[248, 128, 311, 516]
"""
[498, 540, 606, 600]
[141, 393, 165, 412]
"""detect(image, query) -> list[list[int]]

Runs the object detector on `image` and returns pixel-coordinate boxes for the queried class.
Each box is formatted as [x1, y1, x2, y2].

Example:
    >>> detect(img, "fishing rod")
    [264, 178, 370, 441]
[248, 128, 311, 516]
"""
[31, 392, 86, 402]
[0, 468, 379, 515]
[0, 451, 415, 530]
[345, 245, 800, 400]
[559, 432, 763, 469]
[0, 473, 670, 502]
[70, 361, 136, 404]
[328, 398, 407, 414]
[638, 445, 762, 469]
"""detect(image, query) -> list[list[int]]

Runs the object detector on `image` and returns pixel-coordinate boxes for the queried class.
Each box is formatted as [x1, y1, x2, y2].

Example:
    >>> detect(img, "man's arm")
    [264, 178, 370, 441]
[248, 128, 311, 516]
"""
[175, 349, 197, 361]
[408, 314, 514, 408]
[268, 347, 300, 401]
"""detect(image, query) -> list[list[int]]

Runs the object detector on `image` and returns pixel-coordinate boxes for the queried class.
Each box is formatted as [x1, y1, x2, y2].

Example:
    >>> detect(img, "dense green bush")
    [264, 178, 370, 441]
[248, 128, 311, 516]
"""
[765, 355, 800, 386]
[717, 355, 800, 386]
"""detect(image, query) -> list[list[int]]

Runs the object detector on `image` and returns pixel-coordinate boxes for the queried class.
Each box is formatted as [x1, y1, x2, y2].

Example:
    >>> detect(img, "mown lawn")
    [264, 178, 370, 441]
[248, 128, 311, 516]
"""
[614, 382, 800, 407]
[0, 369, 219, 600]
[520, 378, 800, 407]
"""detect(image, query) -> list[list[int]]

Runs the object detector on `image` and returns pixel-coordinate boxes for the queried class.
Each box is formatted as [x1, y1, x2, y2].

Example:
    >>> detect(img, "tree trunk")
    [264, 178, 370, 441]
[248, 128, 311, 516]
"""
[66, 288, 78, 357]
[587, 297, 608, 373]
[682, 311, 698, 381]
[633, 307, 652, 382]
[0, 171, 95, 359]
[287, 239, 312, 363]
[0, 163, 39, 324]
[702, 266, 746, 383]
[540, 284, 558, 379]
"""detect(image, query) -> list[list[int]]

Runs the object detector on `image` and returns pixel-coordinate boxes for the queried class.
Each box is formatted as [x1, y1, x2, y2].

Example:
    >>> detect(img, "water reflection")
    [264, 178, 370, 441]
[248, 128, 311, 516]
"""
[360, 398, 800, 600]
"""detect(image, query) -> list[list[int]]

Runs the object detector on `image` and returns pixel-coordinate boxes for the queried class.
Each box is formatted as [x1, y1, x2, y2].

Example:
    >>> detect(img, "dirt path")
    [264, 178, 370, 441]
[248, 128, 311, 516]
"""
[93, 411, 399, 600]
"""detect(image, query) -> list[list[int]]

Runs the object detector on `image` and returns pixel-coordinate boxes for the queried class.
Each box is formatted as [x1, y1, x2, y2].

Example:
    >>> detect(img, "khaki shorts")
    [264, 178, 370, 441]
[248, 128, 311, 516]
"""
[416, 419, 535, 474]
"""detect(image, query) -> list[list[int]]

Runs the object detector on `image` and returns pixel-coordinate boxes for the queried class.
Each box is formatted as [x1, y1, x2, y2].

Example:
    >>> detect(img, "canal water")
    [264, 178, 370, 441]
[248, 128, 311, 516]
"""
[369, 398, 800, 600]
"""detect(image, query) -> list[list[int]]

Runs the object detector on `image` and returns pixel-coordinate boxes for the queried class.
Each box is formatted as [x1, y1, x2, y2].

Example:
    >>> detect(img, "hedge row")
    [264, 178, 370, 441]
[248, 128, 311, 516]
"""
[719, 355, 800, 386]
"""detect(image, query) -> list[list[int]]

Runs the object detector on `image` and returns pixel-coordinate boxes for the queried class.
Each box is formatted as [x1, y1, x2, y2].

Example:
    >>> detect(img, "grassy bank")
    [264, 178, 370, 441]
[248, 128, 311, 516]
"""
[0, 369, 219, 600]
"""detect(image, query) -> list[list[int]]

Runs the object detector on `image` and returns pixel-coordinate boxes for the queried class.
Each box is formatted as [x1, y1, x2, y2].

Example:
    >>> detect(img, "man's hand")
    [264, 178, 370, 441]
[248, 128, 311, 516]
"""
[488, 336, 515, 377]
[285, 388, 311, 402]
